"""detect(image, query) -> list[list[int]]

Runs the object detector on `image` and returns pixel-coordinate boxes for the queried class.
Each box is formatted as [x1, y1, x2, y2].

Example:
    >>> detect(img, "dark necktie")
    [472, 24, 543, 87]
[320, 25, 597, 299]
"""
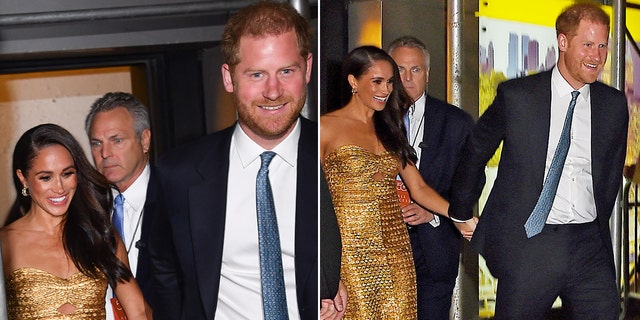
[113, 193, 125, 242]
[256, 151, 289, 319]
[524, 90, 580, 238]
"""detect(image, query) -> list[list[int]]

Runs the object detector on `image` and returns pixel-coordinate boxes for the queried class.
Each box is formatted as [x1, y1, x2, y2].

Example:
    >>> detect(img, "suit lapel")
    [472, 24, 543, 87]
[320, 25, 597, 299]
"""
[189, 128, 233, 320]
[135, 166, 158, 289]
[589, 83, 607, 218]
[418, 95, 443, 177]
[527, 72, 553, 193]
[294, 118, 318, 314]
[418, 95, 433, 174]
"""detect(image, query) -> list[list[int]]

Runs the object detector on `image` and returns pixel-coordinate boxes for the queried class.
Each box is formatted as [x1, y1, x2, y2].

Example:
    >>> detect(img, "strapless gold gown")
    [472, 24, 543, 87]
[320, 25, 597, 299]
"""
[6, 267, 107, 320]
[324, 145, 417, 319]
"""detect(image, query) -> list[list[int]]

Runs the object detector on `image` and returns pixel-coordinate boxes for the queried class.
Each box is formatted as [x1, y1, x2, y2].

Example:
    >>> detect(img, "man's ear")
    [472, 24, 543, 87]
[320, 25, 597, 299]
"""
[558, 33, 568, 52]
[304, 53, 313, 84]
[141, 129, 151, 154]
[222, 64, 234, 93]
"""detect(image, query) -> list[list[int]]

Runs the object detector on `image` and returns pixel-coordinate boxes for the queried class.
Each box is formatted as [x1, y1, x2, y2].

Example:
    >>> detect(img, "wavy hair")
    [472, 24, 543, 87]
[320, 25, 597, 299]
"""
[85, 91, 150, 140]
[341, 45, 417, 167]
[556, 2, 609, 37]
[11, 123, 132, 286]
[221, 1, 312, 72]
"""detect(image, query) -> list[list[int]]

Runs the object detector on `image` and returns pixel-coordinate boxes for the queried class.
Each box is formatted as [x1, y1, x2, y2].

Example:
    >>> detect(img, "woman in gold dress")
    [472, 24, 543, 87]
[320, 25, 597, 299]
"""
[0, 124, 150, 319]
[321, 46, 472, 319]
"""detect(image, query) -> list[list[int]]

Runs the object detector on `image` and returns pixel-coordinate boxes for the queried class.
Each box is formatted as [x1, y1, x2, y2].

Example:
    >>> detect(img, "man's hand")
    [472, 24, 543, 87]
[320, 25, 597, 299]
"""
[321, 280, 347, 320]
[401, 203, 435, 226]
[454, 216, 478, 241]
[334, 281, 347, 318]
[320, 299, 336, 319]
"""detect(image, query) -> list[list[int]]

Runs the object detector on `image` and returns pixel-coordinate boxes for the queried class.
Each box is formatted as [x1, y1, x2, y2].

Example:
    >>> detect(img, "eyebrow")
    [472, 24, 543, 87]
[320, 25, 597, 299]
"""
[243, 62, 303, 73]
[34, 165, 76, 175]
[90, 132, 123, 141]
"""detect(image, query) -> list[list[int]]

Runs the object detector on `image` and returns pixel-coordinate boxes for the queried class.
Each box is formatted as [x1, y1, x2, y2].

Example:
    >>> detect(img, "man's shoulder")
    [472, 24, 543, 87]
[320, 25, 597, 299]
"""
[591, 80, 626, 98]
[426, 95, 474, 125]
[499, 70, 551, 90]
[299, 116, 318, 139]
[158, 125, 234, 168]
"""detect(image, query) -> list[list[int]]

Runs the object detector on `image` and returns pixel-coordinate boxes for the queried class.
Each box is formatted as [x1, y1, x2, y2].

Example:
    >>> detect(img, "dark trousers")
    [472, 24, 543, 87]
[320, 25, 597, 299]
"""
[494, 222, 619, 320]
[410, 229, 457, 320]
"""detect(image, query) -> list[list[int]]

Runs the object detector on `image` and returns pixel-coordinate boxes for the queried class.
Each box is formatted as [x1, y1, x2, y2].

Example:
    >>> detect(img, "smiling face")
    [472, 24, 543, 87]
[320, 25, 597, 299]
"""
[221, 30, 312, 149]
[17, 144, 77, 219]
[557, 19, 609, 89]
[350, 59, 394, 112]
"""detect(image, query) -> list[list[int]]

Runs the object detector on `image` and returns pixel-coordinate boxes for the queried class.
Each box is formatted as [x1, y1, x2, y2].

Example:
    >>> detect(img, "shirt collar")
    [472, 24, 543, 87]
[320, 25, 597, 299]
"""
[113, 163, 150, 212]
[413, 92, 427, 117]
[552, 66, 590, 101]
[232, 118, 301, 169]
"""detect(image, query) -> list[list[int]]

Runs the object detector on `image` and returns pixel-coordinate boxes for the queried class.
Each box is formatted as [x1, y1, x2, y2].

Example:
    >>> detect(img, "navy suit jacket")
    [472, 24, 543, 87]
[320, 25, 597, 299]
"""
[148, 118, 318, 320]
[320, 167, 341, 299]
[449, 71, 628, 278]
[412, 95, 475, 281]
[135, 165, 158, 304]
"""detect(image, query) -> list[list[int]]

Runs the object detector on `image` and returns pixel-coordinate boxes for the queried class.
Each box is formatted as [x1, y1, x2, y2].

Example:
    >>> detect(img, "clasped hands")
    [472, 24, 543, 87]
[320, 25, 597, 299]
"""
[454, 217, 478, 241]
[401, 203, 478, 241]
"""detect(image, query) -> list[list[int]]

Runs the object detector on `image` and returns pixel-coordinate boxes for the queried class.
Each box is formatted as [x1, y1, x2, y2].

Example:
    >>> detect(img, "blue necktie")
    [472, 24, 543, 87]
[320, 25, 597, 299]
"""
[403, 112, 411, 141]
[524, 90, 580, 238]
[256, 151, 289, 319]
[113, 193, 125, 242]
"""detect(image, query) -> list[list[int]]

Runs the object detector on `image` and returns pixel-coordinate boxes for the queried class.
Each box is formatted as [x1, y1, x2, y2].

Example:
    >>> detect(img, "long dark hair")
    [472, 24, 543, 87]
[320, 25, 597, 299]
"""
[11, 123, 132, 286]
[341, 45, 417, 167]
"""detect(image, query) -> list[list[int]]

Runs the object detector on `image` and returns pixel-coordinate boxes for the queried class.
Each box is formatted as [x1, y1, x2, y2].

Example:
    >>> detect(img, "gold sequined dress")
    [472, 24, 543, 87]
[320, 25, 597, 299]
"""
[323, 145, 417, 319]
[6, 267, 108, 320]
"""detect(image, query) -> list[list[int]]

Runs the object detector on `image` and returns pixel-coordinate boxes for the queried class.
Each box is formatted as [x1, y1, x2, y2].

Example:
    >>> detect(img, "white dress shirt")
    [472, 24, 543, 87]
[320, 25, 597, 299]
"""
[545, 67, 596, 224]
[105, 163, 150, 319]
[216, 120, 300, 320]
[409, 93, 440, 227]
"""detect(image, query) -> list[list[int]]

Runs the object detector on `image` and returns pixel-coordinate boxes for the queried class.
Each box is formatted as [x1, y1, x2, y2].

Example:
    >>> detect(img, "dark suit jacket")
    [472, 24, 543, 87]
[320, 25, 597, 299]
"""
[320, 167, 341, 299]
[449, 70, 628, 279]
[412, 95, 475, 282]
[149, 118, 318, 320]
[135, 165, 158, 304]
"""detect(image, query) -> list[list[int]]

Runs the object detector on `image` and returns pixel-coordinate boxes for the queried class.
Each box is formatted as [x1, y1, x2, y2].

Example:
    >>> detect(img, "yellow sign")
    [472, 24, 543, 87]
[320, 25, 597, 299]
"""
[478, 1, 640, 37]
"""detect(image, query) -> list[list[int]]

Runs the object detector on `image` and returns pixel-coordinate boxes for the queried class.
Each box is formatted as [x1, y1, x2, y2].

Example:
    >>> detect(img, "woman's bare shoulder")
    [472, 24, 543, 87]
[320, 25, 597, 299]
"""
[0, 219, 23, 240]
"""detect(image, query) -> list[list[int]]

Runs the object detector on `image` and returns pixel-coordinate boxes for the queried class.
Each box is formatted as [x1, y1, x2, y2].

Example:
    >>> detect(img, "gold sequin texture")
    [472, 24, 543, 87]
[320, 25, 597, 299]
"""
[6, 267, 108, 319]
[324, 145, 417, 319]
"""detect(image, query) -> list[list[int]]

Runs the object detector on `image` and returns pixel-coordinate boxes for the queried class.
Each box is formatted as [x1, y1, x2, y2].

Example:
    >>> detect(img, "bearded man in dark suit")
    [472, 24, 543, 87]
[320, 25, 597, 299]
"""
[148, 2, 317, 319]
[450, 3, 628, 319]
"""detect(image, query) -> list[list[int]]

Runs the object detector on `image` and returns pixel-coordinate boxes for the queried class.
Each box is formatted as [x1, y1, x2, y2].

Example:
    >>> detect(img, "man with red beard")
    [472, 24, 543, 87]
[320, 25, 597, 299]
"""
[449, 3, 628, 319]
[148, 2, 317, 320]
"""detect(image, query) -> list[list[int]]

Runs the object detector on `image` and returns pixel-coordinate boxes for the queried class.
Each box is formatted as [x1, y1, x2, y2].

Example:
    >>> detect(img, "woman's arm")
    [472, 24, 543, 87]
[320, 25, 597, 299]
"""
[399, 164, 449, 217]
[113, 238, 153, 320]
[399, 164, 476, 239]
